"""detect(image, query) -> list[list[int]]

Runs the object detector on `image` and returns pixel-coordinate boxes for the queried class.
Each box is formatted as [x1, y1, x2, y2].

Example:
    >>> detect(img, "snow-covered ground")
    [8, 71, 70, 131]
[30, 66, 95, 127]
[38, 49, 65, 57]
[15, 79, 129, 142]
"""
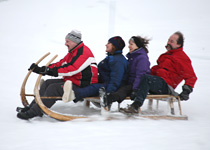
[0, 0, 210, 149]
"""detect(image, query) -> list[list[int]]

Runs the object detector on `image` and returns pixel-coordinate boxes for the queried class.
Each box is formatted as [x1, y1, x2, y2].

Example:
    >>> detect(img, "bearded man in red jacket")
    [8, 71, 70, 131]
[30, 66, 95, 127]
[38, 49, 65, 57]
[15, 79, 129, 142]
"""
[121, 31, 197, 113]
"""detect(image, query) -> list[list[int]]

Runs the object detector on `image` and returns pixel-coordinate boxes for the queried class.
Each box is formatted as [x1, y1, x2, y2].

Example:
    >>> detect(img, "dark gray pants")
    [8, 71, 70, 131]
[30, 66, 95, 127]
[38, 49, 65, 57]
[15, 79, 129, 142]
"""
[28, 79, 64, 116]
[27, 79, 103, 116]
[109, 84, 133, 103]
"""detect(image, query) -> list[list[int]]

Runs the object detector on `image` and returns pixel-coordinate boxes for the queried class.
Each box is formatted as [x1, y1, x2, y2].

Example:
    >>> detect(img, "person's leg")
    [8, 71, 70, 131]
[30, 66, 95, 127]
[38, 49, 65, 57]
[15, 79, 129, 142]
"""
[134, 74, 169, 106]
[99, 84, 132, 110]
[29, 80, 65, 115]
[39, 79, 64, 96]
[107, 84, 133, 103]
[73, 83, 104, 102]
[120, 75, 169, 113]
[16, 79, 63, 113]
[17, 79, 64, 119]
[30, 79, 64, 109]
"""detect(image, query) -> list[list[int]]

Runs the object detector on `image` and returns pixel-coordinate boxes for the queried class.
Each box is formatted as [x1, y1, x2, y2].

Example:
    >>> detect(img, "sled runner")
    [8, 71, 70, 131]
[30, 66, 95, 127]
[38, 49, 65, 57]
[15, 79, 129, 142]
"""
[20, 52, 50, 106]
[20, 53, 188, 121]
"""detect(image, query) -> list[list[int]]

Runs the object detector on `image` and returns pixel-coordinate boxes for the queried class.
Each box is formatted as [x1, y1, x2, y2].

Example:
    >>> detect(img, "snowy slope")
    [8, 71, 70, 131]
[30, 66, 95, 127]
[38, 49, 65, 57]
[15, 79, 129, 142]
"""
[0, 0, 210, 150]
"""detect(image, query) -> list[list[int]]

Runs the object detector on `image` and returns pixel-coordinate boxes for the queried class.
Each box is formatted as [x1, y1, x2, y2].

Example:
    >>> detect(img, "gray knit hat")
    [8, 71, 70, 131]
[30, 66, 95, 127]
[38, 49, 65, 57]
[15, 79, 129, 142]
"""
[65, 30, 82, 44]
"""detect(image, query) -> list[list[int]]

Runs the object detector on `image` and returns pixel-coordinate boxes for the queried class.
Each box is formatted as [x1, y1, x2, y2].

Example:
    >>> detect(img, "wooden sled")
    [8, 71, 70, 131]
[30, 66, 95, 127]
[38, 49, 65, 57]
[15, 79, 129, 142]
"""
[20, 53, 188, 121]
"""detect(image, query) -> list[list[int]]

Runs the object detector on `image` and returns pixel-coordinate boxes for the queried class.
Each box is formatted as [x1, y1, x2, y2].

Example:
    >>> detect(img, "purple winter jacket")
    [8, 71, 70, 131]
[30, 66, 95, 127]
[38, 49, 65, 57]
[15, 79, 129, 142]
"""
[126, 47, 151, 90]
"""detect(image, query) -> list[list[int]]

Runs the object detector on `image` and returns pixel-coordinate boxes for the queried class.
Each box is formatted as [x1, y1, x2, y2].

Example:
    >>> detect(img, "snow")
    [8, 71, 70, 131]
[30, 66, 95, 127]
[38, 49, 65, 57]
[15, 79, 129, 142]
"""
[0, 0, 210, 149]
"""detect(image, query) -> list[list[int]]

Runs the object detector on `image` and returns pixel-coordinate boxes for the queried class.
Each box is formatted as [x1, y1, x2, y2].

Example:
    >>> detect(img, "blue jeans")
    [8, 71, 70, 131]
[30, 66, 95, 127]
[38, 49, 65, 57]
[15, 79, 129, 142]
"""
[135, 74, 169, 106]
[73, 83, 105, 100]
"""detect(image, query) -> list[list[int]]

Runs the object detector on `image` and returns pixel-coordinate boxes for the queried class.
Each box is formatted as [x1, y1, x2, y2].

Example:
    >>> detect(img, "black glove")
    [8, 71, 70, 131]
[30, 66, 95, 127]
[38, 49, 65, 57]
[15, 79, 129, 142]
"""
[130, 90, 137, 100]
[179, 85, 193, 101]
[28, 63, 41, 74]
[39, 66, 58, 77]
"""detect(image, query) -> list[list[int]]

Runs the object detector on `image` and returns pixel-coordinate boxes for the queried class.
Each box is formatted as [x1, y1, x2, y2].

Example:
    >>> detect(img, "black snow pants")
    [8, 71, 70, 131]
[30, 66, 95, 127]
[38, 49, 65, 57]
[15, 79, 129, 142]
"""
[27, 79, 65, 116]
[109, 84, 133, 103]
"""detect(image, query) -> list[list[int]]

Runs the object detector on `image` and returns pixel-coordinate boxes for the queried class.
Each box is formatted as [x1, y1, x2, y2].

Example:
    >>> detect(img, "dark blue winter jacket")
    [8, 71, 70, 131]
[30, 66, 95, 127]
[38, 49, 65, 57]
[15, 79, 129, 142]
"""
[126, 48, 150, 90]
[98, 50, 128, 93]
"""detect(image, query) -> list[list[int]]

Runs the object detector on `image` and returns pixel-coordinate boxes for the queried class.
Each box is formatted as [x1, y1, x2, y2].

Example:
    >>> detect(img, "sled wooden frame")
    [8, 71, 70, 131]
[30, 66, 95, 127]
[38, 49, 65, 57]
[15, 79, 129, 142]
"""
[84, 95, 188, 120]
[20, 53, 188, 121]
[20, 52, 50, 106]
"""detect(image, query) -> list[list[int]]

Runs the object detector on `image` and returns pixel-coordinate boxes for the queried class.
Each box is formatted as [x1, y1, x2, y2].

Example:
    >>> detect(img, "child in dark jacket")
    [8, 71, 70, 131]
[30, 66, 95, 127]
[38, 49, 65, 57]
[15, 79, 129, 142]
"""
[70, 36, 129, 102]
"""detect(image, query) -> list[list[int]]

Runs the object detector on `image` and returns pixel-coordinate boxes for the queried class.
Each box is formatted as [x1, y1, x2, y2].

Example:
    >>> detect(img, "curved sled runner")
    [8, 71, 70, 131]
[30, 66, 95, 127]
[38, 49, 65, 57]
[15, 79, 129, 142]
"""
[20, 52, 50, 106]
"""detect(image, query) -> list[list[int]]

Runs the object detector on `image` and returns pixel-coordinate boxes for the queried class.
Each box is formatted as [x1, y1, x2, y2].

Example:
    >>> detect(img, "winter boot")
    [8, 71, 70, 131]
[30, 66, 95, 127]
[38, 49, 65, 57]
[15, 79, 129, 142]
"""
[62, 80, 75, 103]
[120, 101, 142, 114]
[16, 100, 36, 113]
[16, 106, 30, 113]
[106, 93, 116, 110]
[73, 98, 84, 103]
[99, 87, 113, 110]
[99, 87, 107, 107]
[17, 111, 37, 120]
[17, 108, 43, 120]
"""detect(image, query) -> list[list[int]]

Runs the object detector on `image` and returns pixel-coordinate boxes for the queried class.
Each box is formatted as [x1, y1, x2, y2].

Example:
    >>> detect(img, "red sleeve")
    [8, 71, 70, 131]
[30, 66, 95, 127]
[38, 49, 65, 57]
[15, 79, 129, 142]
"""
[56, 46, 96, 77]
[175, 51, 197, 88]
[178, 59, 197, 88]
[48, 55, 68, 68]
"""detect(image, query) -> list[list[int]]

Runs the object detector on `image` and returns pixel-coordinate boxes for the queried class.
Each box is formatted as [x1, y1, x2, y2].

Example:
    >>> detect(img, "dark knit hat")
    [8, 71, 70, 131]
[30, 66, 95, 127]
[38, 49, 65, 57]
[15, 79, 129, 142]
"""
[108, 36, 125, 50]
[66, 30, 82, 44]
[131, 36, 143, 48]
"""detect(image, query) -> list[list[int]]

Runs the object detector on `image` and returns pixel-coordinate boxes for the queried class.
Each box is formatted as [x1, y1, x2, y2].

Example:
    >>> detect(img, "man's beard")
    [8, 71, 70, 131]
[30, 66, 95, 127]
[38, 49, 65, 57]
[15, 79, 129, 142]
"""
[165, 44, 173, 50]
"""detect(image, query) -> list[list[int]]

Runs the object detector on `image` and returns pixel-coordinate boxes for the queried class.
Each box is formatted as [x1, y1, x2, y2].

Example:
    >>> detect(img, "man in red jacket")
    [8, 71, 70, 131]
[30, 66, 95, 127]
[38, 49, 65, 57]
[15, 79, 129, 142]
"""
[121, 31, 197, 113]
[16, 29, 98, 120]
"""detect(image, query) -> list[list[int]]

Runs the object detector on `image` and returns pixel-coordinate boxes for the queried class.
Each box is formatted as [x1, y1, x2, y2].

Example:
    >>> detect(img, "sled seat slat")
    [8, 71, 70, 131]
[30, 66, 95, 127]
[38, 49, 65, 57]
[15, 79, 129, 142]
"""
[23, 93, 182, 117]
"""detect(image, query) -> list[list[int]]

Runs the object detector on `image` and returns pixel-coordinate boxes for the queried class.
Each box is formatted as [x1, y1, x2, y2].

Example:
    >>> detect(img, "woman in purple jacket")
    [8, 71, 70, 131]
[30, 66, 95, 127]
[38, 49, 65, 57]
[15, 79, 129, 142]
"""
[101, 36, 151, 109]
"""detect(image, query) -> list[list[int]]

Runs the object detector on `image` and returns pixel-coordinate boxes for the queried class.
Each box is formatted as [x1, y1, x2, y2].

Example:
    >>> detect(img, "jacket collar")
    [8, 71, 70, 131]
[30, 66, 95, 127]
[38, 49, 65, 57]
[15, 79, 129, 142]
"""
[69, 41, 83, 53]
[107, 50, 122, 56]
[167, 47, 183, 54]
[126, 47, 144, 57]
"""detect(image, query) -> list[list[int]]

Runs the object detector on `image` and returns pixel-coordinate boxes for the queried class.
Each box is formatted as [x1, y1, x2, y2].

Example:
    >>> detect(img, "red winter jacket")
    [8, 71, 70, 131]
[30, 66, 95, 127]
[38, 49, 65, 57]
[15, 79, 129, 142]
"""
[151, 47, 197, 89]
[49, 42, 98, 87]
